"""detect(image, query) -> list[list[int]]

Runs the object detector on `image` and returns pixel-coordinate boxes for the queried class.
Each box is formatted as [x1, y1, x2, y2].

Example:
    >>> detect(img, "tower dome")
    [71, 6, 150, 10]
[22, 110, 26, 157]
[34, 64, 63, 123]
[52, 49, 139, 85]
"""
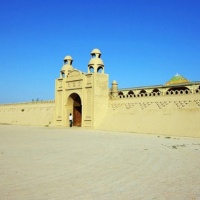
[64, 55, 73, 63]
[88, 48, 104, 73]
[60, 55, 74, 78]
[91, 48, 101, 55]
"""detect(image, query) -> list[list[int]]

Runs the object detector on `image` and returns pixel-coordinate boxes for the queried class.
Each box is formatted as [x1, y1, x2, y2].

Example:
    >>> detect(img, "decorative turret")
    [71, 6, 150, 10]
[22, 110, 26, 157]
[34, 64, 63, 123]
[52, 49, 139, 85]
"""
[88, 48, 104, 73]
[111, 80, 118, 97]
[60, 55, 74, 78]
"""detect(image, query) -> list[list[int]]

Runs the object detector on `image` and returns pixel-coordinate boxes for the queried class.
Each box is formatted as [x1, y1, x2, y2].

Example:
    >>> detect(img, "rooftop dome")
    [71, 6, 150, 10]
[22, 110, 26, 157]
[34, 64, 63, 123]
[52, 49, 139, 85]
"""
[165, 73, 190, 85]
[64, 55, 73, 61]
[61, 63, 73, 72]
[88, 57, 104, 65]
[91, 48, 101, 55]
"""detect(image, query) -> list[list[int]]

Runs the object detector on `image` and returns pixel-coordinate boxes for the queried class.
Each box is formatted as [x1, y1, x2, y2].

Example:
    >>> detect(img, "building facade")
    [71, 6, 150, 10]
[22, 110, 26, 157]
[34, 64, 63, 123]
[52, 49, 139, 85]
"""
[54, 49, 109, 128]
[0, 48, 200, 137]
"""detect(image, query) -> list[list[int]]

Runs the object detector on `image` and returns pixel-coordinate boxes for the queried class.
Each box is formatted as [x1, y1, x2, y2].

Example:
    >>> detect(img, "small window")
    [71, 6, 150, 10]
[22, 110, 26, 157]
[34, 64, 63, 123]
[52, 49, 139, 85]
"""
[97, 67, 103, 73]
[89, 67, 94, 73]
[118, 91, 125, 98]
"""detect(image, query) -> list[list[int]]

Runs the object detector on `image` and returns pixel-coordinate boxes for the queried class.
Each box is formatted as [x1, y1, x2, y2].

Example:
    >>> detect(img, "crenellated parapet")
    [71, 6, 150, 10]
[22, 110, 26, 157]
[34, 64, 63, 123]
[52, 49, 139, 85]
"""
[110, 81, 200, 99]
[0, 100, 55, 107]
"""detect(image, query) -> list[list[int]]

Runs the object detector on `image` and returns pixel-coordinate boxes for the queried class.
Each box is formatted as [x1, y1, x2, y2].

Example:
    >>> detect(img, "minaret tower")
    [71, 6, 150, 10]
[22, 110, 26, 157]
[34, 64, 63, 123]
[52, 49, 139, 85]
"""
[111, 80, 118, 98]
[60, 55, 74, 78]
[85, 48, 109, 127]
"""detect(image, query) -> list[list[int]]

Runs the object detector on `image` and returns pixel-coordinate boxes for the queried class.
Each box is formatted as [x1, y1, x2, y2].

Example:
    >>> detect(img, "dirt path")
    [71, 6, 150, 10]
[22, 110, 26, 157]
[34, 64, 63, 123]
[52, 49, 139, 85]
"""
[0, 125, 200, 200]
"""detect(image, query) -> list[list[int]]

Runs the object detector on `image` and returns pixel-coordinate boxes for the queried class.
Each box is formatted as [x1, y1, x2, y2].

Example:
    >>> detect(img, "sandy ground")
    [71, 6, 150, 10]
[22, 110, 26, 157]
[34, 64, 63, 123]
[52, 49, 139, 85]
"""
[0, 125, 200, 200]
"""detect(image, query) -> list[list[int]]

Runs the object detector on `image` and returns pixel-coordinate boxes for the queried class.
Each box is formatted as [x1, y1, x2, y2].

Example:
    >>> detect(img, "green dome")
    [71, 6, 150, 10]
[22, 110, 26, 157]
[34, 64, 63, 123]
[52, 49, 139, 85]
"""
[165, 73, 190, 85]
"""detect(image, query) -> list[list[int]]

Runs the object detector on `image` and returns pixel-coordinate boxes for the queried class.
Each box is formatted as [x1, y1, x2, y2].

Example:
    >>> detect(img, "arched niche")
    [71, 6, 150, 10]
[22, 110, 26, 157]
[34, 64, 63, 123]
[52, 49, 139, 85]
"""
[67, 93, 82, 127]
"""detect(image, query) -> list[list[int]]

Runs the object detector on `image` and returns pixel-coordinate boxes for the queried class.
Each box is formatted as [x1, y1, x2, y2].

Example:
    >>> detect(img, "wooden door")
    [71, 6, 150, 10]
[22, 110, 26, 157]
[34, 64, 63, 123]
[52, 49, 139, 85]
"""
[73, 106, 82, 126]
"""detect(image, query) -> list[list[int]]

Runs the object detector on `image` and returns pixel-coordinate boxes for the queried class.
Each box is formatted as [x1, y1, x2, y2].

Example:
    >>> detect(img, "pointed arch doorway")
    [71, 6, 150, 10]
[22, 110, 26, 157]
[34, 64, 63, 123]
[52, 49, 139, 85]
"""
[67, 93, 82, 127]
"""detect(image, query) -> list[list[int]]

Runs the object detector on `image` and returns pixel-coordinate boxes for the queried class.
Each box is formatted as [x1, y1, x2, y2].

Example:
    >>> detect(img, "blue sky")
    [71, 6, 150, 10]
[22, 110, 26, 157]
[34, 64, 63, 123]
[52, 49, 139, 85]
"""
[0, 0, 200, 103]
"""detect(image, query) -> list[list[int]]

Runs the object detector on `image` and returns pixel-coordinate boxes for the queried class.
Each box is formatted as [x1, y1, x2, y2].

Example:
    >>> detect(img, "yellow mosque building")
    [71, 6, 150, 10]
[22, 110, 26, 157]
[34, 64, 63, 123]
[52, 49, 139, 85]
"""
[0, 49, 200, 137]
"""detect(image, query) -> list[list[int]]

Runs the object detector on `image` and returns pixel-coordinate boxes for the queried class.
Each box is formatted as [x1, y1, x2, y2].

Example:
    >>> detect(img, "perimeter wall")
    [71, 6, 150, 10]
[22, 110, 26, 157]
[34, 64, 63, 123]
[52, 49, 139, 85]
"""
[0, 94, 200, 137]
[96, 94, 200, 137]
[0, 101, 55, 126]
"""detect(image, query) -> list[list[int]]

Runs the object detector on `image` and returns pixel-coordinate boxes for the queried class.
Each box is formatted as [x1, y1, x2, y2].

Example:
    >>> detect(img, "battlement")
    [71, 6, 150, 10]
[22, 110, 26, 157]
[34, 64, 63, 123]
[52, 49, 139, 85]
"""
[110, 81, 200, 99]
[0, 100, 55, 107]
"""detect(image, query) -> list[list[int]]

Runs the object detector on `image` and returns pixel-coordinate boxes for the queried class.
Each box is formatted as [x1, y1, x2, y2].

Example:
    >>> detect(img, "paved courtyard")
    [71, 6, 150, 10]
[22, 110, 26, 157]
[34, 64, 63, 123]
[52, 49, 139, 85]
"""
[0, 125, 200, 200]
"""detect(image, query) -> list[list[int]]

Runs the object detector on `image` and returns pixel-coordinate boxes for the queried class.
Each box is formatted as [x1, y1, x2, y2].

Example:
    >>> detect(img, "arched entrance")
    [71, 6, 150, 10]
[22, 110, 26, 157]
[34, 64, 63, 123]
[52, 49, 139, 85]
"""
[67, 93, 82, 127]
